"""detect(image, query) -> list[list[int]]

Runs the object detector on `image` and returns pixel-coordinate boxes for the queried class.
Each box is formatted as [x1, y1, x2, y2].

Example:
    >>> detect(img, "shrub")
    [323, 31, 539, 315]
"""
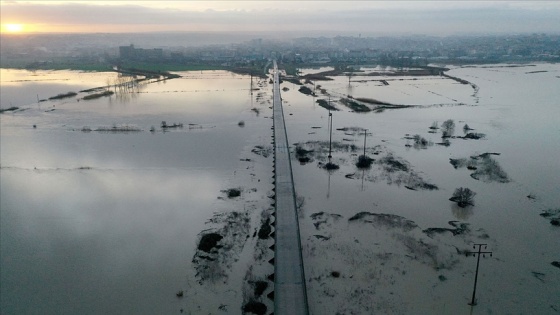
[197, 233, 223, 252]
[227, 188, 241, 198]
[243, 301, 267, 315]
[449, 187, 476, 207]
[324, 162, 340, 170]
[441, 119, 455, 137]
[356, 155, 374, 168]
[257, 219, 271, 239]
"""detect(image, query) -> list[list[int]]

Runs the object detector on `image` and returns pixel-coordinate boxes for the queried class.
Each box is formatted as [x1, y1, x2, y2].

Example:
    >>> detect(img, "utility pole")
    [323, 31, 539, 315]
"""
[466, 244, 492, 306]
[328, 107, 333, 160]
[362, 128, 367, 157]
[313, 80, 316, 95]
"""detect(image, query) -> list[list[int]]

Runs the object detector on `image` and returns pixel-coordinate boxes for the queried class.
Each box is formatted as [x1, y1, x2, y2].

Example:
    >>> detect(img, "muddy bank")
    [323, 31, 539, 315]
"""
[48, 91, 77, 100]
[175, 76, 275, 314]
[540, 208, 560, 226]
[83, 90, 114, 100]
[192, 210, 251, 284]
[339, 97, 371, 112]
[449, 152, 509, 183]
[300, 66, 447, 82]
[0, 106, 19, 113]
[294, 140, 438, 191]
[298, 86, 315, 96]
[338, 97, 415, 113]
[303, 209, 493, 314]
[316, 99, 338, 111]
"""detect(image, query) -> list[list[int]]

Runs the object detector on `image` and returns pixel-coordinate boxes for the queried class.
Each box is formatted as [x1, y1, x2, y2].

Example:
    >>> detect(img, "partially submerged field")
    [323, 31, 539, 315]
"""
[280, 64, 560, 314]
[1, 64, 559, 314]
[0, 69, 276, 314]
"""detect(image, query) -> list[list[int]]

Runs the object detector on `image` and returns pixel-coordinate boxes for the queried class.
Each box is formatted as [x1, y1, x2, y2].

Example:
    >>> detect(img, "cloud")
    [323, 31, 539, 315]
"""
[1, 1, 559, 35]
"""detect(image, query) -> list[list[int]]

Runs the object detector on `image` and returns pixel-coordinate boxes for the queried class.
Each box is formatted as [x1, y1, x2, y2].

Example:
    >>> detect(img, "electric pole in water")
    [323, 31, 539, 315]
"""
[466, 243, 492, 306]
[328, 110, 333, 159]
[327, 97, 333, 160]
[362, 128, 367, 157]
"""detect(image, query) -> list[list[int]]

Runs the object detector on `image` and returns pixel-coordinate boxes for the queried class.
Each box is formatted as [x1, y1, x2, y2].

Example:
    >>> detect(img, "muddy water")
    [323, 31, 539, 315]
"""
[1, 70, 274, 314]
[2, 64, 559, 314]
[284, 64, 560, 314]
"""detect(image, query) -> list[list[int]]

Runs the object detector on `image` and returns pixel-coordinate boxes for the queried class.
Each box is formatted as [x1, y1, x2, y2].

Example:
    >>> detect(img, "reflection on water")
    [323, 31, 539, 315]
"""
[2, 65, 560, 314]
[451, 203, 474, 220]
[0, 69, 121, 109]
[1, 169, 220, 314]
[1, 69, 270, 314]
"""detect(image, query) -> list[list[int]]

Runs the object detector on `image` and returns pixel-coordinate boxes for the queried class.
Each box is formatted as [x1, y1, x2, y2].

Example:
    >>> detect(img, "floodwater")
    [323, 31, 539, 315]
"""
[282, 64, 560, 314]
[1, 64, 559, 314]
[1, 69, 274, 314]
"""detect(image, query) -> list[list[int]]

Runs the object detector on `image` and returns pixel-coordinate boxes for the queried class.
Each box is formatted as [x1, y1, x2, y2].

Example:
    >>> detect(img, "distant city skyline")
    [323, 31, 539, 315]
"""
[1, 1, 560, 35]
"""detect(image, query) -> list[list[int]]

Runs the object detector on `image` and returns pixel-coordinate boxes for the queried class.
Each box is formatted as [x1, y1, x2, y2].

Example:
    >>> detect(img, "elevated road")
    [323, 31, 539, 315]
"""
[271, 60, 309, 315]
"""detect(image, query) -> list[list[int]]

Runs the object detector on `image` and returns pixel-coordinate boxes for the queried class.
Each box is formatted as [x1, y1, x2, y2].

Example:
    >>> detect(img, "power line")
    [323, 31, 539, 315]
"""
[465, 243, 492, 306]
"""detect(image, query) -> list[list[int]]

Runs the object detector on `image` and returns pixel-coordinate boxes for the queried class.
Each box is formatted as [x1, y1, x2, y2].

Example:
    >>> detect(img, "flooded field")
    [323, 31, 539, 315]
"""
[1, 63, 559, 314]
[283, 63, 560, 314]
[1, 69, 275, 314]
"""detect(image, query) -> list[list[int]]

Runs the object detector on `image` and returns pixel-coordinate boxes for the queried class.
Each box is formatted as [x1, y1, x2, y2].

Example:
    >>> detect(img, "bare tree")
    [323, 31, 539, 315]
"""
[347, 66, 354, 85]
[441, 119, 455, 138]
[450, 187, 476, 207]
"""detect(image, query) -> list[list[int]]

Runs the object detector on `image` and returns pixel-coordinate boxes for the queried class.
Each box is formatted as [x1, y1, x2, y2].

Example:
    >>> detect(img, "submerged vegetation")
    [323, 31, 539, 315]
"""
[48, 91, 77, 100]
[316, 99, 338, 111]
[449, 187, 476, 207]
[0, 106, 19, 113]
[324, 162, 340, 170]
[295, 145, 314, 164]
[539, 209, 560, 226]
[88, 125, 141, 133]
[298, 85, 315, 96]
[356, 155, 374, 169]
[450, 153, 509, 183]
[3, 60, 557, 314]
[161, 121, 184, 129]
[224, 188, 241, 198]
[339, 97, 371, 112]
[355, 97, 393, 106]
[441, 119, 455, 138]
[83, 90, 114, 100]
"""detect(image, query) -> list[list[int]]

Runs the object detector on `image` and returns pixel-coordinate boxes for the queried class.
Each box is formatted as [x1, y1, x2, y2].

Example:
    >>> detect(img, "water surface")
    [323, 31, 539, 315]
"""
[1, 69, 272, 314]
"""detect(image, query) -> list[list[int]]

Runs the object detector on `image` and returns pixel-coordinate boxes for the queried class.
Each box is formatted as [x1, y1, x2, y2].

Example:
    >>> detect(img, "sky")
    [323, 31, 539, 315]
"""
[1, 1, 560, 36]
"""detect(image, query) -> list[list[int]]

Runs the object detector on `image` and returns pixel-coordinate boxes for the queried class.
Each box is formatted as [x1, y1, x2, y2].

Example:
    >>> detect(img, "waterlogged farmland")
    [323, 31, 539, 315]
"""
[280, 64, 560, 314]
[1, 69, 275, 314]
[1, 64, 560, 314]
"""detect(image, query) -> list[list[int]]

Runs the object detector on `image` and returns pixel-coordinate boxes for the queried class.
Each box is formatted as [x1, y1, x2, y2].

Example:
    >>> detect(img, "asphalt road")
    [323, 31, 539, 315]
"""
[272, 60, 310, 315]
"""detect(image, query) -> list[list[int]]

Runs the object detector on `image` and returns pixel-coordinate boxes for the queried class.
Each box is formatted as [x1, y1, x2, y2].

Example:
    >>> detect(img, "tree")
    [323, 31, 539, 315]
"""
[450, 187, 476, 207]
[356, 155, 374, 168]
[441, 119, 455, 138]
[346, 66, 355, 85]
